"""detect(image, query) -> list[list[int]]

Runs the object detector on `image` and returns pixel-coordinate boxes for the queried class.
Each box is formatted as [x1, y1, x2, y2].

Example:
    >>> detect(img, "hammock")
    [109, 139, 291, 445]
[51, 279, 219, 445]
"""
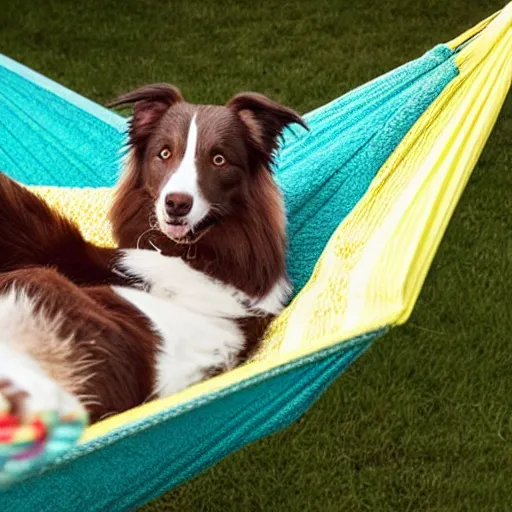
[0, 4, 510, 509]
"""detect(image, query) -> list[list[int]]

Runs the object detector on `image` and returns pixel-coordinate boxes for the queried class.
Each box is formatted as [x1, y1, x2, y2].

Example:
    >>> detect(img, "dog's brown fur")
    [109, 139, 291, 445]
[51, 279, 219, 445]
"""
[0, 85, 306, 423]
[109, 86, 306, 298]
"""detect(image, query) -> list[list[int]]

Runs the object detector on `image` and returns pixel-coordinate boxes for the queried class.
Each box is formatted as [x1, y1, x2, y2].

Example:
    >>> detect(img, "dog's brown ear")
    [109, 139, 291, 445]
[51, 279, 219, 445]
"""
[227, 92, 308, 167]
[108, 84, 184, 146]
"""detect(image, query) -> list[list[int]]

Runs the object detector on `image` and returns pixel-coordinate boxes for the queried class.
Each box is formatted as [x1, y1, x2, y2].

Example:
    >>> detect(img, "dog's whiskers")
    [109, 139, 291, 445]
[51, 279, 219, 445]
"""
[136, 227, 159, 250]
[209, 203, 228, 216]
[148, 239, 162, 253]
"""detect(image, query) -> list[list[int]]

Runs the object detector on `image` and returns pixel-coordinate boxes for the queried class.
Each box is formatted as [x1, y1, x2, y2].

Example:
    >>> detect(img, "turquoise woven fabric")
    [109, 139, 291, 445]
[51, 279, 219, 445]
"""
[0, 56, 125, 188]
[276, 45, 457, 290]
[0, 46, 458, 291]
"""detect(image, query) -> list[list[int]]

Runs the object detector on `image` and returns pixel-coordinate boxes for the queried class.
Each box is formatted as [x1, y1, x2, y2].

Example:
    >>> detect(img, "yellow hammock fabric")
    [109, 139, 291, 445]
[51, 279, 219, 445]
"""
[27, 4, 511, 442]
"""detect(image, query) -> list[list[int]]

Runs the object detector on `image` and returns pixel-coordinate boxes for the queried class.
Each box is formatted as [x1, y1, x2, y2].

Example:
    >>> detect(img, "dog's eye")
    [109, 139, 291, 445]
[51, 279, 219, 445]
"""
[212, 154, 226, 167]
[159, 147, 172, 160]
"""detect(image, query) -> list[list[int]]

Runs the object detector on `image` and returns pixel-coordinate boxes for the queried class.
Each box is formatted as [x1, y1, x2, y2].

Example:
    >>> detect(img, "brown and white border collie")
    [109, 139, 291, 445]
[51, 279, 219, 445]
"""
[0, 85, 306, 424]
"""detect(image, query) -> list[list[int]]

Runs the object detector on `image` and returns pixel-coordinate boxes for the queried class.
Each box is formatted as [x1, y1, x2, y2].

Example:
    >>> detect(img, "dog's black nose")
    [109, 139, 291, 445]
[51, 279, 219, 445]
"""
[165, 193, 193, 217]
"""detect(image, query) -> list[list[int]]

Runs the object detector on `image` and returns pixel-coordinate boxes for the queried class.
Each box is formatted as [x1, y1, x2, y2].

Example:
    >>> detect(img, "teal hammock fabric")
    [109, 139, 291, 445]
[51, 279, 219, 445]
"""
[0, 44, 457, 511]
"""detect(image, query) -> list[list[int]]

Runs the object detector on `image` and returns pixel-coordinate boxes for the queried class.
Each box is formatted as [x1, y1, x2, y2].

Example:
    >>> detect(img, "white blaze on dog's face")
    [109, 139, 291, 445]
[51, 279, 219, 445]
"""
[146, 103, 256, 241]
[110, 84, 307, 241]
[155, 113, 210, 239]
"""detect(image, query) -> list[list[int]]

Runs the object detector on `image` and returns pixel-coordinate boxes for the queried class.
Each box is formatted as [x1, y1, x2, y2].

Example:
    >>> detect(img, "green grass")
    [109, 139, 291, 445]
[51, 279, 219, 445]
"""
[2, 0, 511, 510]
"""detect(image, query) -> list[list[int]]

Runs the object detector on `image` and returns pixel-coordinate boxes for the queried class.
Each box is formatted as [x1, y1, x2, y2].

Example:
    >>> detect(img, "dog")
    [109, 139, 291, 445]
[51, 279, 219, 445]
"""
[0, 84, 307, 424]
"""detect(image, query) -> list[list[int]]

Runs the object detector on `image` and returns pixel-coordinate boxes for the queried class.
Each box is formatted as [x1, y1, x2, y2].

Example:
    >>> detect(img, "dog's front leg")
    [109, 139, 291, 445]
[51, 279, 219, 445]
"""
[114, 249, 248, 317]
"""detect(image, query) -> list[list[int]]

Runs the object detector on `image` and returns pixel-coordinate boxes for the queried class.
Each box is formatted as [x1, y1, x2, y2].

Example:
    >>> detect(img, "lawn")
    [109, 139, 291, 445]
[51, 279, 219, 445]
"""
[1, 0, 511, 510]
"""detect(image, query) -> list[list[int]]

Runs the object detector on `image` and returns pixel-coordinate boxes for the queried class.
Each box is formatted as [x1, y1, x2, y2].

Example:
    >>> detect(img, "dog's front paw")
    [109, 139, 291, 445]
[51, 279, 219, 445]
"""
[0, 351, 87, 486]
[116, 248, 209, 296]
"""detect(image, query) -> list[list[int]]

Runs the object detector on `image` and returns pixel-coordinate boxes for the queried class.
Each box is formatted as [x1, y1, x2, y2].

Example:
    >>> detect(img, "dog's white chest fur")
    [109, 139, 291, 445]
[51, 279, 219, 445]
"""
[115, 286, 244, 396]
[114, 250, 288, 397]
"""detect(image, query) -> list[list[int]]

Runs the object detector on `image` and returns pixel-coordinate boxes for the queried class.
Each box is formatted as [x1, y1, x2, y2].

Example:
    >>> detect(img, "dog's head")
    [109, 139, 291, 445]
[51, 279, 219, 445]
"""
[109, 84, 306, 241]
